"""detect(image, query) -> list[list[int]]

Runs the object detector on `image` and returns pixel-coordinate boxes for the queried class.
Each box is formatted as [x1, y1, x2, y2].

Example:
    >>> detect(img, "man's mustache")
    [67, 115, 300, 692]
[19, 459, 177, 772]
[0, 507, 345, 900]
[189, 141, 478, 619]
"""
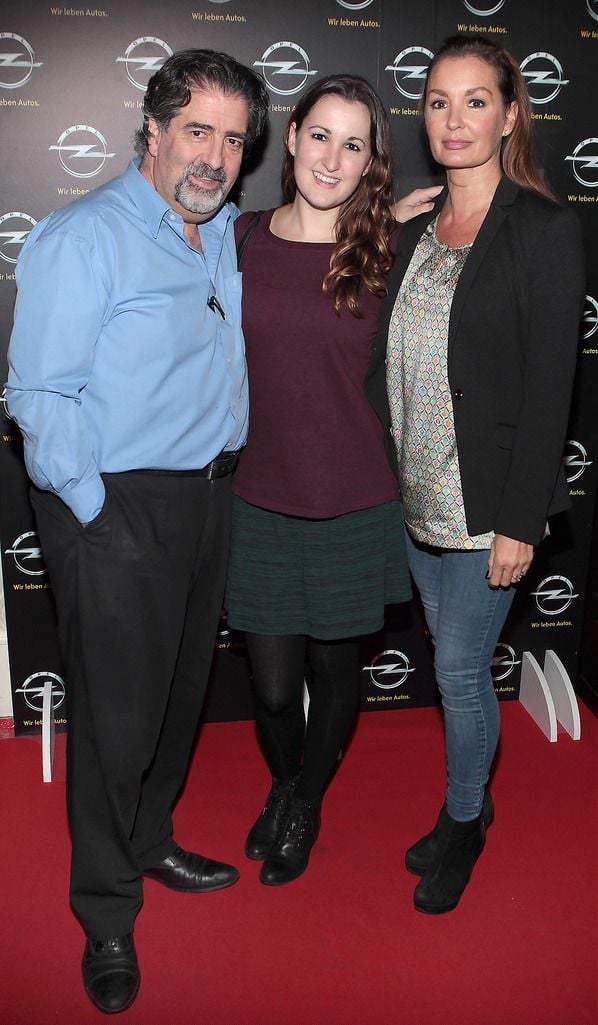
[182, 163, 227, 185]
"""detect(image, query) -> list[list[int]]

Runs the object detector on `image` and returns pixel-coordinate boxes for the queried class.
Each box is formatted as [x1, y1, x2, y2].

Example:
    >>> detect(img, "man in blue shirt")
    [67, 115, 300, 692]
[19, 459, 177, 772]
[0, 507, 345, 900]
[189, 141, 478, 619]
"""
[6, 50, 268, 1014]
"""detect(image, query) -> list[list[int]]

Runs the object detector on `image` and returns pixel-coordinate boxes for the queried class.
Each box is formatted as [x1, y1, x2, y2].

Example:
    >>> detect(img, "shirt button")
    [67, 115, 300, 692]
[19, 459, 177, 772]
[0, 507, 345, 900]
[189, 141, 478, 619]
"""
[226, 357, 232, 365]
[454, 389, 464, 400]
[168, 212, 176, 221]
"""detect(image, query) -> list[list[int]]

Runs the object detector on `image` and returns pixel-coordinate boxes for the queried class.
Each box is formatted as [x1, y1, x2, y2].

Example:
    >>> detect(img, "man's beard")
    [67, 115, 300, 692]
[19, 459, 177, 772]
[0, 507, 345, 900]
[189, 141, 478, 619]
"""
[174, 162, 228, 214]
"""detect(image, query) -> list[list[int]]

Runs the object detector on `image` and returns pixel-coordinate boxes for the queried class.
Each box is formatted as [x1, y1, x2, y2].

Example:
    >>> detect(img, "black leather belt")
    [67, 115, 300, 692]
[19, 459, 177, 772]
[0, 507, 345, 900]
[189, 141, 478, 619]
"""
[129, 452, 239, 480]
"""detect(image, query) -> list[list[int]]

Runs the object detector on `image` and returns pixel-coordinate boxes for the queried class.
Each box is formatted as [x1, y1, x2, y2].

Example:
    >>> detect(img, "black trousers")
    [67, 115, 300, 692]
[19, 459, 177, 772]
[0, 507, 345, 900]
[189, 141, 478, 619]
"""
[31, 471, 232, 939]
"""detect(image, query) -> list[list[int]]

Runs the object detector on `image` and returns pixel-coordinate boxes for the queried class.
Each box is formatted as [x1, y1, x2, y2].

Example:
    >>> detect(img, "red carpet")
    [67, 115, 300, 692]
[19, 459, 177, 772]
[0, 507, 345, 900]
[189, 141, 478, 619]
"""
[0, 702, 596, 1025]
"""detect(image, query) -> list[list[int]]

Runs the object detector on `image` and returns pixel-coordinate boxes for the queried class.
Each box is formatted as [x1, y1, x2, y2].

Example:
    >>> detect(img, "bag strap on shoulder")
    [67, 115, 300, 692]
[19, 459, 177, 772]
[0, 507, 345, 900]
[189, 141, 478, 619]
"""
[236, 210, 263, 267]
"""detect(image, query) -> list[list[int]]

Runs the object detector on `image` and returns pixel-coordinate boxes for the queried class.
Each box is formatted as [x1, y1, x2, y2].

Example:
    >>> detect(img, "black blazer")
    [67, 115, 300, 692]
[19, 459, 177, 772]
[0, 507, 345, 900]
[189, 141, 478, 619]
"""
[365, 177, 585, 547]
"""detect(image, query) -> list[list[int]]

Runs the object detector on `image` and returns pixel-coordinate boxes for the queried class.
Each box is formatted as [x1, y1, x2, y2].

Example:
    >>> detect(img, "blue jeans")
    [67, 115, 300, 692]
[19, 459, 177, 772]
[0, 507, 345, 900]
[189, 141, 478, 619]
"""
[405, 531, 516, 821]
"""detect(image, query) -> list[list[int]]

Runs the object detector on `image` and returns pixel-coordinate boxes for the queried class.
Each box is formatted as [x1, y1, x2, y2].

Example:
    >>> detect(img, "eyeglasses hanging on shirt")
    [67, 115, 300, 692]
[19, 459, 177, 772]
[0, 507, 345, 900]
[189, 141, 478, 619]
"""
[201, 216, 229, 322]
[168, 210, 229, 322]
[207, 294, 226, 320]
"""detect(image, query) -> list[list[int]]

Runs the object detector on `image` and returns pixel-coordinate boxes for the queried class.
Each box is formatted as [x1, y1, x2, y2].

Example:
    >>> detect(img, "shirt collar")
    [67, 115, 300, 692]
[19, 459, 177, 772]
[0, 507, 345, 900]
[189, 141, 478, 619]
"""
[122, 157, 233, 242]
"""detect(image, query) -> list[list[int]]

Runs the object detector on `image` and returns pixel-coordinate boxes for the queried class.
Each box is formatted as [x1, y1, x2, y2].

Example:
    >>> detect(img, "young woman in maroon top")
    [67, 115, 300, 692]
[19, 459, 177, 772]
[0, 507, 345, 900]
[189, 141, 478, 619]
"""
[227, 75, 439, 886]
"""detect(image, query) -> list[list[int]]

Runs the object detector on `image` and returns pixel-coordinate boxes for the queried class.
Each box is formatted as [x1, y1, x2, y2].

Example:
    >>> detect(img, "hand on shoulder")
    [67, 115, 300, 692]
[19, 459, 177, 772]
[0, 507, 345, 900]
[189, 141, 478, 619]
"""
[392, 185, 444, 224]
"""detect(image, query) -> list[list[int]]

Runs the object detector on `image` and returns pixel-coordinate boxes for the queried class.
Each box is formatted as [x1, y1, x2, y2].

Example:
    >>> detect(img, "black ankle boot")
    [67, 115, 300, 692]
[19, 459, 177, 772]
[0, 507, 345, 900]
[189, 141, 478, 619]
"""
[413, 811, 486, 914]
[405, 789, 494, 876]
[246, 777, 298, 860]
[259, 796, 321, 886]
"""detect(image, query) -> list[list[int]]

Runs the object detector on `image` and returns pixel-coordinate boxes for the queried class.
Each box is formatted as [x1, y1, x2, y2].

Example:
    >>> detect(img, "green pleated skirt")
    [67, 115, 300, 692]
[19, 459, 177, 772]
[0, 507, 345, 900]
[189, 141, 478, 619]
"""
[226, 497, 411, 639]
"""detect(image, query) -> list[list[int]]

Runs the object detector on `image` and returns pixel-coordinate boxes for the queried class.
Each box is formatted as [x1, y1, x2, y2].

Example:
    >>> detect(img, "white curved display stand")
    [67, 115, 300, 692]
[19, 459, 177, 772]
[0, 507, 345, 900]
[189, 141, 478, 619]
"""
[519, 651, 558, 742]
[41, 679, 55, 783]
[0, 553, 13, 720]
[543, 649, 581, 741]
[519, 649, 582, 742]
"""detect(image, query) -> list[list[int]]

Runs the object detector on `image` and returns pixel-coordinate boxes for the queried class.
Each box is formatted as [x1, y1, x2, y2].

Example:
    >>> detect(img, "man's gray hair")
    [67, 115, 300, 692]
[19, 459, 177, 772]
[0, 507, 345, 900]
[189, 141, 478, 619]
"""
[134, 48, 269, 157]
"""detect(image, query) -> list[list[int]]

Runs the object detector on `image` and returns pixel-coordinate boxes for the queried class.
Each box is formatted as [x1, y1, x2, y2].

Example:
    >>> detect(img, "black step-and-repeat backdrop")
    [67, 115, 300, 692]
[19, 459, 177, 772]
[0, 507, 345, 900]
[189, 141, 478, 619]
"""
[1, 0, 596, 734]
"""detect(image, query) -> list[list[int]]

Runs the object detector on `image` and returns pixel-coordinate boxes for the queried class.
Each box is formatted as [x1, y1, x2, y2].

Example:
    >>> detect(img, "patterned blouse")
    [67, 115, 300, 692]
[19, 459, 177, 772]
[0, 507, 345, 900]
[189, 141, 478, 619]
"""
[387, 216, 494, 550]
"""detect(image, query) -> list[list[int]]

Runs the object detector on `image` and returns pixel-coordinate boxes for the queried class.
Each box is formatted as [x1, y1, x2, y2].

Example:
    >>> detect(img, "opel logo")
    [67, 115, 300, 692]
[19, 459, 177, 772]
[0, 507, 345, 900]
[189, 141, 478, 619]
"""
[1, 386, 13, 421]
[520, 52, 569, 106]
[0, 211, 36, 264]
[15, 672, 66, 713]
[581, 295, 598, 339]
[532, 576, 578, 616]
[462, 0, 505, 14]
[565, 138, 598, 188]
[563, 440, 592, 484]
[364, 650, 416, 690]
[115, 37, 173, 91]
[491, 643, 521, 682]
[49, 125, 116, 179]
[385, 46, 434, 101]
[253, 42, 318, 97]
[0, 32, 42, 90]
[4, 531, 46, 576]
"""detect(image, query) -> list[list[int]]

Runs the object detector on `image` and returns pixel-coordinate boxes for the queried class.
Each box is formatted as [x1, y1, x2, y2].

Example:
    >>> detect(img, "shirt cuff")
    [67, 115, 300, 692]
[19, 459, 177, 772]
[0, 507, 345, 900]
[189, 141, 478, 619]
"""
[59, 475, 106, 524]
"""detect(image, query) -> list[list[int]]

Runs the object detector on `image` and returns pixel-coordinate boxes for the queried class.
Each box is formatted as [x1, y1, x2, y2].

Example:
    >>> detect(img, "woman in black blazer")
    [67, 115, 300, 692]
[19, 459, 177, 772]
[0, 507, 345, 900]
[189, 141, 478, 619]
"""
[368, 35, 585, 915]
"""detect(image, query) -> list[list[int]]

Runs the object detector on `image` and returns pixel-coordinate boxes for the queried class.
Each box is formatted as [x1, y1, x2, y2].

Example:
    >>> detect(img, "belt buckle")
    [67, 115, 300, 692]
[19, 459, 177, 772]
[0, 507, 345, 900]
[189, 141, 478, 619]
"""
[205, 451, 238, 479]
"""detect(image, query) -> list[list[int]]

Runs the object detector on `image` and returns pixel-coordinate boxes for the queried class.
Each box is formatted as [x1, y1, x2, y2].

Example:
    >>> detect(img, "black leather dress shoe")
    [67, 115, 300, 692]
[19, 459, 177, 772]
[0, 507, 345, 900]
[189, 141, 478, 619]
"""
[144, 845, 240, 892]
[82, 933, 140, 1014]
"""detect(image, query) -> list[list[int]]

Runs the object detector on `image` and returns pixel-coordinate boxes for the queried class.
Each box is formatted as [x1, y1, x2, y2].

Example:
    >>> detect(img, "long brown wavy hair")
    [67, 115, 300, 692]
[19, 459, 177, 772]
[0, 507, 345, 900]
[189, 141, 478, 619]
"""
[281, 75, 396, 316]
[422, 35, 554, 200]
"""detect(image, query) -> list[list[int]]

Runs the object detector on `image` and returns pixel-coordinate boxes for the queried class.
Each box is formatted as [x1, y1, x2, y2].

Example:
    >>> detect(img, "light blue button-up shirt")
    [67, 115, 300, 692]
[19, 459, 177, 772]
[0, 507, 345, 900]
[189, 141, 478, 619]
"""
[6, 158, 248, 522]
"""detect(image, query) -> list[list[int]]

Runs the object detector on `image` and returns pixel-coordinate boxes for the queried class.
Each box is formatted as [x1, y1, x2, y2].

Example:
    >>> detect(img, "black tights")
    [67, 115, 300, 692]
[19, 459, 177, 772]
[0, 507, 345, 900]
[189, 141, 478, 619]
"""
[244, 633, 362, 802]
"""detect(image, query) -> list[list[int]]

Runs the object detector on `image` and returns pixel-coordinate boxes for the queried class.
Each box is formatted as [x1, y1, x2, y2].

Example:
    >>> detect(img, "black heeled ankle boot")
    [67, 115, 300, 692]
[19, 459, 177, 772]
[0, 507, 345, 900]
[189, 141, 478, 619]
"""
[245, 777, 298, 860]
[259, 796, 321, 886]
[405, 788, 494, 876]
[413, 810, 486, 914]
